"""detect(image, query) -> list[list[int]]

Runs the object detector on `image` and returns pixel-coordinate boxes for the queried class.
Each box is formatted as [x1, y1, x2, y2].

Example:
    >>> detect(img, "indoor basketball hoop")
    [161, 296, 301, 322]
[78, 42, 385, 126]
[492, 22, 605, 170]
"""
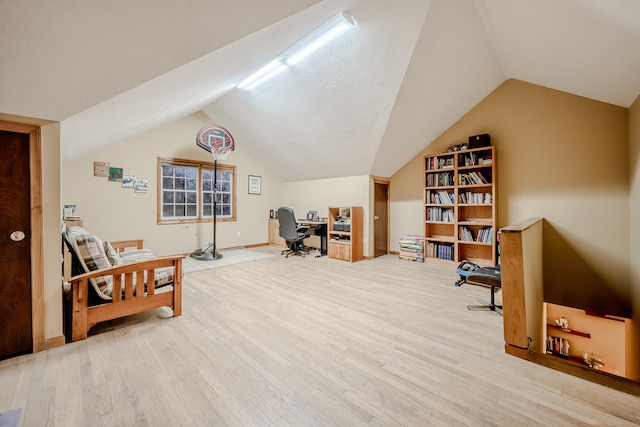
[196, 124, 235, 161]
[190, 125, 235, 261]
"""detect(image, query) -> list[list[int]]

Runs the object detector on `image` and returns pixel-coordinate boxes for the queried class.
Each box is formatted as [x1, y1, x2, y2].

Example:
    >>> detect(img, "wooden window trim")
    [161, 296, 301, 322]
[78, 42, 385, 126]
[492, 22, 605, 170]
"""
[157, 157, 237, 225]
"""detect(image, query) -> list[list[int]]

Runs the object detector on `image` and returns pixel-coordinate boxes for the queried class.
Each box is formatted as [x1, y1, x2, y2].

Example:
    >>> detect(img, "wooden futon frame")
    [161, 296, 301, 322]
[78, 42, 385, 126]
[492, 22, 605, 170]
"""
[65, 238, 183, 342]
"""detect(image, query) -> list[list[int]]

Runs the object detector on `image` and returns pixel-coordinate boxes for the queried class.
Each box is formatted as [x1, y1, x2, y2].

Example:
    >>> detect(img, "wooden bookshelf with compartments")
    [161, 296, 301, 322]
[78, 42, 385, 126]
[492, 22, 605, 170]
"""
[424, 146, 497, 265]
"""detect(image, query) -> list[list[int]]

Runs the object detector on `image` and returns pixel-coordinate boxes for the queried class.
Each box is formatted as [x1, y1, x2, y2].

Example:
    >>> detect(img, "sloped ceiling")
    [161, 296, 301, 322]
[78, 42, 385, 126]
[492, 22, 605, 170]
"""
[1, 0, 640, 182]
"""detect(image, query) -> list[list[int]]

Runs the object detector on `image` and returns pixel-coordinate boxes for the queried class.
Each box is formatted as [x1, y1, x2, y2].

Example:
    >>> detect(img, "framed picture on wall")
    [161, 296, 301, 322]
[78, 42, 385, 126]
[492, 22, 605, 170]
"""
[94, 161, 109, 177]
[248, 175, 261, 195]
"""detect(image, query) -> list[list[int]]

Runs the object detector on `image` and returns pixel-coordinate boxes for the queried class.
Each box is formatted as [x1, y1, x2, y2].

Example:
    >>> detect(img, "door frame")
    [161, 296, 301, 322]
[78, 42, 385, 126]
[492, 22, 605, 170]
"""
[372, 177, 390, 257]
[0, 121, 44, 353]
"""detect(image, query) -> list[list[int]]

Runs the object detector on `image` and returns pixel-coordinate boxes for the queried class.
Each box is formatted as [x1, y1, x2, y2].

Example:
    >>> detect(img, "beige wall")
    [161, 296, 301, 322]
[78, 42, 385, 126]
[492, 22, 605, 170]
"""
[280, 175, 371, 257]
[628, 94, 640, 380]
[61, 112, 281, 256]
[61, 112, 373, 258]
[391, 79, 631, 318]
[42, 122, 62, 340]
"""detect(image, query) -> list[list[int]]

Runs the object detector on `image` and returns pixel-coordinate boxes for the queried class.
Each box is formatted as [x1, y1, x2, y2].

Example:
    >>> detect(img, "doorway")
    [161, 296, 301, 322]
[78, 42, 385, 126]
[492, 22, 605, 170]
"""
[0, 119, 44, 358]
[0, 129, 33, 359]
[373, 180, 389, 258]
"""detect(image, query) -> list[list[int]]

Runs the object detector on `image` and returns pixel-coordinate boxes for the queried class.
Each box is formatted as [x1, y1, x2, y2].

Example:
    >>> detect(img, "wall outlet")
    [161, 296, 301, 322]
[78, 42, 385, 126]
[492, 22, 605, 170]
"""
[236, 231, 241, 237]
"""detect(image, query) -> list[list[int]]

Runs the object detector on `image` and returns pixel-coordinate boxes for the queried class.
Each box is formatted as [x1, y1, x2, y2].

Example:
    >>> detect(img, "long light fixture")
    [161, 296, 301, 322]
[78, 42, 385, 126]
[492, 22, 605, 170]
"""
[237, 11, 355, 90]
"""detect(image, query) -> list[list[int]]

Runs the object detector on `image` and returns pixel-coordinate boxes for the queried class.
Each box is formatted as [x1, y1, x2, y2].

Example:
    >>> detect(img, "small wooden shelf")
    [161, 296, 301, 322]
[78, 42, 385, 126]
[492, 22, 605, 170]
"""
[425, 236, 455, 243]
[547, 324, 591, 338]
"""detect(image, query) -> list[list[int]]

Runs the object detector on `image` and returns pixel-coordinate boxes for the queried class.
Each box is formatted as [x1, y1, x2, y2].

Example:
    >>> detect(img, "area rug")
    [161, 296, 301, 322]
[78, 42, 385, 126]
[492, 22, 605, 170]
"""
[182, 248, 275, 273]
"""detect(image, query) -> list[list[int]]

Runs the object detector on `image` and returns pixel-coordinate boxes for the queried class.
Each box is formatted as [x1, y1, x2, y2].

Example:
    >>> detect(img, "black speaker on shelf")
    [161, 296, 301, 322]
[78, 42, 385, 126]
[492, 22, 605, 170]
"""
[468, 133, 490, 148]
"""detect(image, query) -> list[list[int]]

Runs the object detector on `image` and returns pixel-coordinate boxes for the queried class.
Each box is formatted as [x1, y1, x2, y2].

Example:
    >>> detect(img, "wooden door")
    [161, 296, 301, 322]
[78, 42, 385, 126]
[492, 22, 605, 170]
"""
[373, 181, 389, 257]
[0, 129, 33, 359]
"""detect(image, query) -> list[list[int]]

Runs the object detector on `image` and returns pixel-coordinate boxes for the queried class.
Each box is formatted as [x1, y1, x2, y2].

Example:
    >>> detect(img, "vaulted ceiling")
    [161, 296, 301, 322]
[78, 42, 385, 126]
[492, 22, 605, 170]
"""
[2, 0, 640, 181]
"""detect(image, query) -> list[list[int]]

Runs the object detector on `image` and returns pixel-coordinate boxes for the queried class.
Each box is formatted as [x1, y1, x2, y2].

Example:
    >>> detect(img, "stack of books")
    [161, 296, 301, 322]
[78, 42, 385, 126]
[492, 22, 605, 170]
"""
[398, 235, 424, 262]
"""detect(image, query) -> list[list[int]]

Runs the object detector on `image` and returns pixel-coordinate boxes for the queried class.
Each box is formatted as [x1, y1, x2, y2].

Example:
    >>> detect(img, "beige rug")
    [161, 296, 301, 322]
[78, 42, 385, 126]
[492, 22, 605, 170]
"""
[182, 248, 275, 273]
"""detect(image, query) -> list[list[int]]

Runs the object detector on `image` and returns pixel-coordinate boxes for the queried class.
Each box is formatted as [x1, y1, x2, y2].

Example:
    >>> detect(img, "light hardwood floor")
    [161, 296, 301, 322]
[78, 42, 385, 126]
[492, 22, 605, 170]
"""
[1, 247, 639, 426]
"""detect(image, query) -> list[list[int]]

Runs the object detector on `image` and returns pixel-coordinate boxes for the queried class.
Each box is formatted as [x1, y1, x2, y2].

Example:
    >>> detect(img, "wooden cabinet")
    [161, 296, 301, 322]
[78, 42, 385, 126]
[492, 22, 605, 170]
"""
[328, 241, 350, 261]
[268, 218, 287, 247]
[327, 206, 363, 262]
[424, 146, 496, 265]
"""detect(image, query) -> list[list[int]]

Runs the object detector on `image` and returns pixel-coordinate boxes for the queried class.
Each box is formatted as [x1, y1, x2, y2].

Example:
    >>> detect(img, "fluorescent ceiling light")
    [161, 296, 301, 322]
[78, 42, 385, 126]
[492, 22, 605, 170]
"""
[237, 59, 287, 90]
[237, 11, 355, 90]
[284, 12, 355, 65]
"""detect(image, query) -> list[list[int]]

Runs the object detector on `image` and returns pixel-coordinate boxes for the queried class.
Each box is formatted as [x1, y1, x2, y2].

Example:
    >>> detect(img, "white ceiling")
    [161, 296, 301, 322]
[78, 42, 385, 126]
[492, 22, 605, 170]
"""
[2, 0, 640, 181]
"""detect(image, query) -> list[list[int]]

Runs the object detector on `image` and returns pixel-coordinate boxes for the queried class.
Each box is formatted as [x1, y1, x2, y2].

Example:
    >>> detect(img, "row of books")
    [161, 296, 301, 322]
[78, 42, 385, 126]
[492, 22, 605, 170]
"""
[426, 171, 454, 187]
[546, 335, 570, 358]
[459, 171, 489, 185]
[459, 226, 493, 243]
[426, 207, 454, 222]
[476, 226, 493, 243]
[459, 152, 492, 167]
[425, 242, 454, 261]
[459, 191, 492, 204]
[426, 156, 454, 171]
[426, 190, 455, 205]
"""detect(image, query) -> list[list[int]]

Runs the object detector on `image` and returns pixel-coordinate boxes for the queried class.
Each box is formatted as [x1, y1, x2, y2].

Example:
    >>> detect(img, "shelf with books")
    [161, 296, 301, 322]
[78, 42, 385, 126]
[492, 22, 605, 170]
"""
[424, 146, 496, 265]
[425, 240, 455, 262]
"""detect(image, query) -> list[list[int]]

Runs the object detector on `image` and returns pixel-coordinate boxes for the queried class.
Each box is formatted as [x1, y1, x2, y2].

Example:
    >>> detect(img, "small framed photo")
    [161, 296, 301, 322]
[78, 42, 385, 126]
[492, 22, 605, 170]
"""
[94, 161, 109, 177]
[306, 211, 317, 221]
[248, 175, 261, 195]
[108, 167, 123, 182]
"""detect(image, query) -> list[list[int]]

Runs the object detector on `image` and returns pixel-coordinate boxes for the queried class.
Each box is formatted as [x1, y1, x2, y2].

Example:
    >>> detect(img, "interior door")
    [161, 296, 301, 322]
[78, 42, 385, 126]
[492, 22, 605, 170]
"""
[373, 181, 389, 257]
[0, 129, 33, 359]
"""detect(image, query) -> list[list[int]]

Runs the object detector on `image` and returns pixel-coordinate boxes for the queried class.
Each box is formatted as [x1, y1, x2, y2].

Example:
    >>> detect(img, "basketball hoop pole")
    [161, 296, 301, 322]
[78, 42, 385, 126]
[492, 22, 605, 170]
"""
[210, 157, 222, 259]
[190, 124, 234, 262]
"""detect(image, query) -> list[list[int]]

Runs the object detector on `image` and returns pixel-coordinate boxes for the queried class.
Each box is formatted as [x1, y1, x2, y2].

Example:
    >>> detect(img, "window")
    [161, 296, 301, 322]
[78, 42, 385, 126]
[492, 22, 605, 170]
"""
[158, 157, 236, 224]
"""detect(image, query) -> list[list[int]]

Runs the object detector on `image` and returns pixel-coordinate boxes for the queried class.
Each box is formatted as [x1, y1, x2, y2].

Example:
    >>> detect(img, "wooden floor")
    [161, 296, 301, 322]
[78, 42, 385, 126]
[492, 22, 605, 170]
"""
[1, 247, 639, 426]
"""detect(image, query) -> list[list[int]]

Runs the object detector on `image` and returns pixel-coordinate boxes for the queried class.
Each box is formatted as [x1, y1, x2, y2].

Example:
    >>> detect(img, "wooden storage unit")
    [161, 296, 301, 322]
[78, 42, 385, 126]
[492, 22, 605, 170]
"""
[544, 303, 628, 377]
[268, 218, 287, 247]
[327, 206, 363, 262]
[424, 146, 496, 265]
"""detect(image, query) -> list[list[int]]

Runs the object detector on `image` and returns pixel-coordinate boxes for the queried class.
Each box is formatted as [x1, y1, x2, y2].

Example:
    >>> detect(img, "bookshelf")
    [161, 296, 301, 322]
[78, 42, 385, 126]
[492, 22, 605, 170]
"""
[328, 206, 363, 262]
[424, 146, 496, 265]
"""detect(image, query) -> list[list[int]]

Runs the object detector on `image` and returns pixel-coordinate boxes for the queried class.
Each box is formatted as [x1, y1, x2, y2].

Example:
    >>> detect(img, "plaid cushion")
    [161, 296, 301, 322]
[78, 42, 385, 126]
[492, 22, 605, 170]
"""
[103, 240, 122, 266]
[67, 226, 114, 299]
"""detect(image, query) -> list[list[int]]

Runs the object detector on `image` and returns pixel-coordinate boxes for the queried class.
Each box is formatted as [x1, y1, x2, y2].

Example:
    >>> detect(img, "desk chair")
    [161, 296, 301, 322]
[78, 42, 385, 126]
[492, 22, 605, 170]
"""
[465, 265, 502, 314]
[277, 207, 310, 258]
[455, 243, 502, 314]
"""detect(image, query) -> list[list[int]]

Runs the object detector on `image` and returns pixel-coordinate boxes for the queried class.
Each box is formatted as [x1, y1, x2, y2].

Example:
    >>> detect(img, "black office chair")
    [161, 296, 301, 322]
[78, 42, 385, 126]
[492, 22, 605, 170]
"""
[277, 207, 310, 258]
[465, 265, 502, 314]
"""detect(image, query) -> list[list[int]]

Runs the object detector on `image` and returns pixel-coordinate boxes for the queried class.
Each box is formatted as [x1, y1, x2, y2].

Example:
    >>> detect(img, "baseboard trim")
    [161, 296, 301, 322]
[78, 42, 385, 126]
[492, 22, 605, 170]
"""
[42, 335, 66, 350]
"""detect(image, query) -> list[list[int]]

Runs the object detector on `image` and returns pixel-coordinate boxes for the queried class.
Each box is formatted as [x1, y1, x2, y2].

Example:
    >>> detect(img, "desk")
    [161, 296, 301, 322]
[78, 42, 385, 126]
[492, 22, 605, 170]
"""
[298, 220, 327, 257]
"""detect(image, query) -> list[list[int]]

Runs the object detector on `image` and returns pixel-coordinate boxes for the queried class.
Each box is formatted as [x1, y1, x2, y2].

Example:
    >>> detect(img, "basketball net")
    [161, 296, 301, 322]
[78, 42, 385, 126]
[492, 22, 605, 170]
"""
[211, 143, 232, 161]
